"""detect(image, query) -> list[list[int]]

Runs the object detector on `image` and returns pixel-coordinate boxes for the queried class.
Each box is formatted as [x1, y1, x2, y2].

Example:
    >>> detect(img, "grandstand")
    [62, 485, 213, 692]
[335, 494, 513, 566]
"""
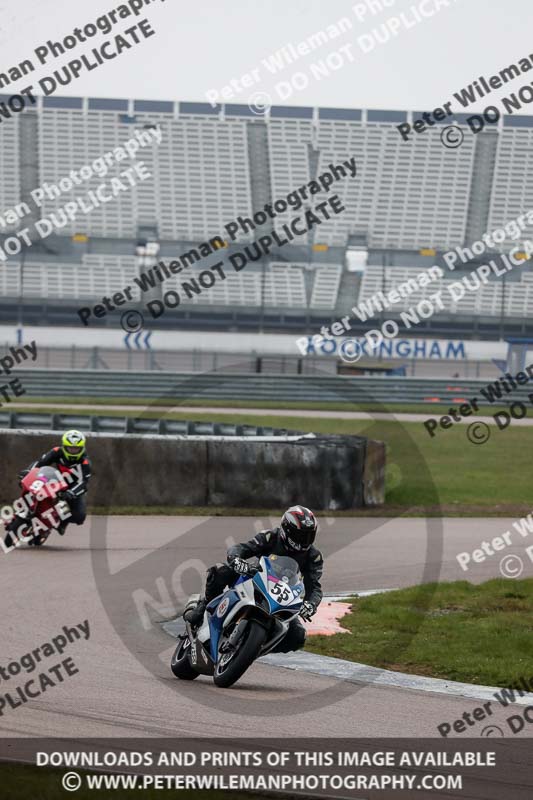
[2, 97, 533, 338]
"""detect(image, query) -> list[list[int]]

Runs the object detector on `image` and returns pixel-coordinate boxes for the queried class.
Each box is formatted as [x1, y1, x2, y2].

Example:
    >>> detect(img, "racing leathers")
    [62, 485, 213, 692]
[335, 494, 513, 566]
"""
[196, 528, 324, 652]
[21, 447, 92, 529]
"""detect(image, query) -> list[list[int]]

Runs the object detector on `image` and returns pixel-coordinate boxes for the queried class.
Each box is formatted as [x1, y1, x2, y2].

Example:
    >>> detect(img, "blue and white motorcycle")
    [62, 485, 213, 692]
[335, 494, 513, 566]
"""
[171, 555, 305, 688]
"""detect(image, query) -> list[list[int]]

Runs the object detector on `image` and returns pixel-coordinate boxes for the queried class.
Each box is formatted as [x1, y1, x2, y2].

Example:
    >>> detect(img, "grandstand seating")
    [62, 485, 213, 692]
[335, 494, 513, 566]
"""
[39, 108, 253, 241]
[268, 118, 314, 246]
[310, 264, 342, 309]
[135, 112, 253, 241]
[0, 121, 21, 231]
[40, 108, 140, 239]
[0, 256, 140, 300]
[264, 263, 306, 308]
[487, 125, 533, 248]
[182, 262, 308, 309]
[357, 265, 531, 318]
[4, 257, 316, 309]
[2, 98, 533, 326]
[0, 260, 20, 297]
[36, 101, 480, 251]
[315, 120, 475, 249]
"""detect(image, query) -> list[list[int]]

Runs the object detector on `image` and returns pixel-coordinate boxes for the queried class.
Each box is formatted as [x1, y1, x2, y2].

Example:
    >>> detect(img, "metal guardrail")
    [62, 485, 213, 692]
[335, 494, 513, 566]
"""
[0, 343, 490, 378]
[9, 369, 530, 406]
[0, 411, 303, 437]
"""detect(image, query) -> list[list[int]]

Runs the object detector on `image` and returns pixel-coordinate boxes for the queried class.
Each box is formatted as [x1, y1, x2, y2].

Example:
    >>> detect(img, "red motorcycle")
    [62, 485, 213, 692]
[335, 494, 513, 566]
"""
[3, 466, 71, 550]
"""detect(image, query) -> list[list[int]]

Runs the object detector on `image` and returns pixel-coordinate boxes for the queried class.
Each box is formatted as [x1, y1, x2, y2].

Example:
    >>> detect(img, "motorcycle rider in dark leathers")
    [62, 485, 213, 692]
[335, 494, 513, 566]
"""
[184, 506, 323, 652]
[5, 430, 92, 541]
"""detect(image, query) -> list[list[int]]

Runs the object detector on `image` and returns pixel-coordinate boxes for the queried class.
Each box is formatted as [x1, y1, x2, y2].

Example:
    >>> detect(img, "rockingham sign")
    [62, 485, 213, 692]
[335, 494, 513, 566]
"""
[296, 336, 492, 361]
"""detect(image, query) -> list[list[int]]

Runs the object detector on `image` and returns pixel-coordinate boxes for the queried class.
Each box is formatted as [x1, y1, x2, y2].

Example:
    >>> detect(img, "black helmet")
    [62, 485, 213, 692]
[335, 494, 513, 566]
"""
[280, 506, 318, 552]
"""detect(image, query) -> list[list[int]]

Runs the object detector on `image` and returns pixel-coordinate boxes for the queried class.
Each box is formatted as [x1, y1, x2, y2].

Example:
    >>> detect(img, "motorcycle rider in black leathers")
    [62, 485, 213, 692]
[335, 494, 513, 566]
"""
[184, 506, 323, 652]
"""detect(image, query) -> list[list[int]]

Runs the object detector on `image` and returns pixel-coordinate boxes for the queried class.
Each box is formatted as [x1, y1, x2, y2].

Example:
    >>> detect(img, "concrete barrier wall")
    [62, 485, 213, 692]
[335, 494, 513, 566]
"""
[0, 430, 386, 511]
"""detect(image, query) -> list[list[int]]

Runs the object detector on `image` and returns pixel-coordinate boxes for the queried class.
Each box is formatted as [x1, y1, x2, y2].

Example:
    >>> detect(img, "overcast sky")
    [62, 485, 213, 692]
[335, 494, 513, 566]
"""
[0, 0, 531, 114]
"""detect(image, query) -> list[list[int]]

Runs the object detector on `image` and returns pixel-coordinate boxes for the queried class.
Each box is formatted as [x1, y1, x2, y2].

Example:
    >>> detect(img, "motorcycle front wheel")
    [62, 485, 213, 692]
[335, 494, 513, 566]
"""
[4, 523, 30, 549]
[170, 636, 199, 680]
[213, 620, 267, 688]
[3, 531, 15, 549]
[28, 533, 48, 547]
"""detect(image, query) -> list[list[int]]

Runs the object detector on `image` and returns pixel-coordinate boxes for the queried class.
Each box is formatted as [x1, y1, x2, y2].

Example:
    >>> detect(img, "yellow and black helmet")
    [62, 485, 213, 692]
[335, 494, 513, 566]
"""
[61, 430, 86, 462]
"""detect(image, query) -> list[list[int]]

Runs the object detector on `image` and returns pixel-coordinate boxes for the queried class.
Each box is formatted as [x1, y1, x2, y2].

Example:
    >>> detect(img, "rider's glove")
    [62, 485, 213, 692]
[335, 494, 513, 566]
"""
[299, 601, 316, 621]
[64, 487, 84, 501]
[230, 557, 258, 576]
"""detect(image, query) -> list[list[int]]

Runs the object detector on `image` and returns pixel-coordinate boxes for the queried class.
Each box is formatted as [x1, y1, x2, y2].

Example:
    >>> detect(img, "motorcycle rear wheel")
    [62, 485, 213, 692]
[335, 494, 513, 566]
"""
[170, 636, 199, 680]
[213, 620, 267, 688]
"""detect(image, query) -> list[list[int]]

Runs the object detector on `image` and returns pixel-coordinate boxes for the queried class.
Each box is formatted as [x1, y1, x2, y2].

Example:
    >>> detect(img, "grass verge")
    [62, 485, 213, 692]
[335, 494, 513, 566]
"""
[9, 395, 517, 417]
[306, 579, 533, 686]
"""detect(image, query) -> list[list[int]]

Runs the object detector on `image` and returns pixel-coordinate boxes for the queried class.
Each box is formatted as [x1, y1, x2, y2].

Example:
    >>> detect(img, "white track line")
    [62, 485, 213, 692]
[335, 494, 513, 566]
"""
[163, 587, 533, 704]
[260, 652, 533, 705]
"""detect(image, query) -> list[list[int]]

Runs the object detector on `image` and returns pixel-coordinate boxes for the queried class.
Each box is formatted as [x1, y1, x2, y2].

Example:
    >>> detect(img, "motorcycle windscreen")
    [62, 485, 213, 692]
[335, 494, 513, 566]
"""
[260, 556, 305, 611]
[264, 556, 302, 586]
[22, 466, 67, 499]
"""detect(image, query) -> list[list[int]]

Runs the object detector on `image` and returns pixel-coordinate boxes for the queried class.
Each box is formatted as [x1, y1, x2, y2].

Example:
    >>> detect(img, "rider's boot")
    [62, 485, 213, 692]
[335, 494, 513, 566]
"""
[57, 521, 68, 536]
[4, 516, 27, 545]
[184, 598, 207, 628]
[5, 516, 21, 533]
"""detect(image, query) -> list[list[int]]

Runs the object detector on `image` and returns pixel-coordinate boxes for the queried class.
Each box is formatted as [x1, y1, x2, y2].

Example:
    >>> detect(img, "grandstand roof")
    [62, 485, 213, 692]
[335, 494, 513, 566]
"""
[10, 95, 533, 127]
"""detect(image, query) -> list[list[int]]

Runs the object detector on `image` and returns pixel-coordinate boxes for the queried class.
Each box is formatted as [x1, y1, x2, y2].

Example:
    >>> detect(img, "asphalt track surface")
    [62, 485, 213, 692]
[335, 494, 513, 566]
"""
[2, 515, 532, 743]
